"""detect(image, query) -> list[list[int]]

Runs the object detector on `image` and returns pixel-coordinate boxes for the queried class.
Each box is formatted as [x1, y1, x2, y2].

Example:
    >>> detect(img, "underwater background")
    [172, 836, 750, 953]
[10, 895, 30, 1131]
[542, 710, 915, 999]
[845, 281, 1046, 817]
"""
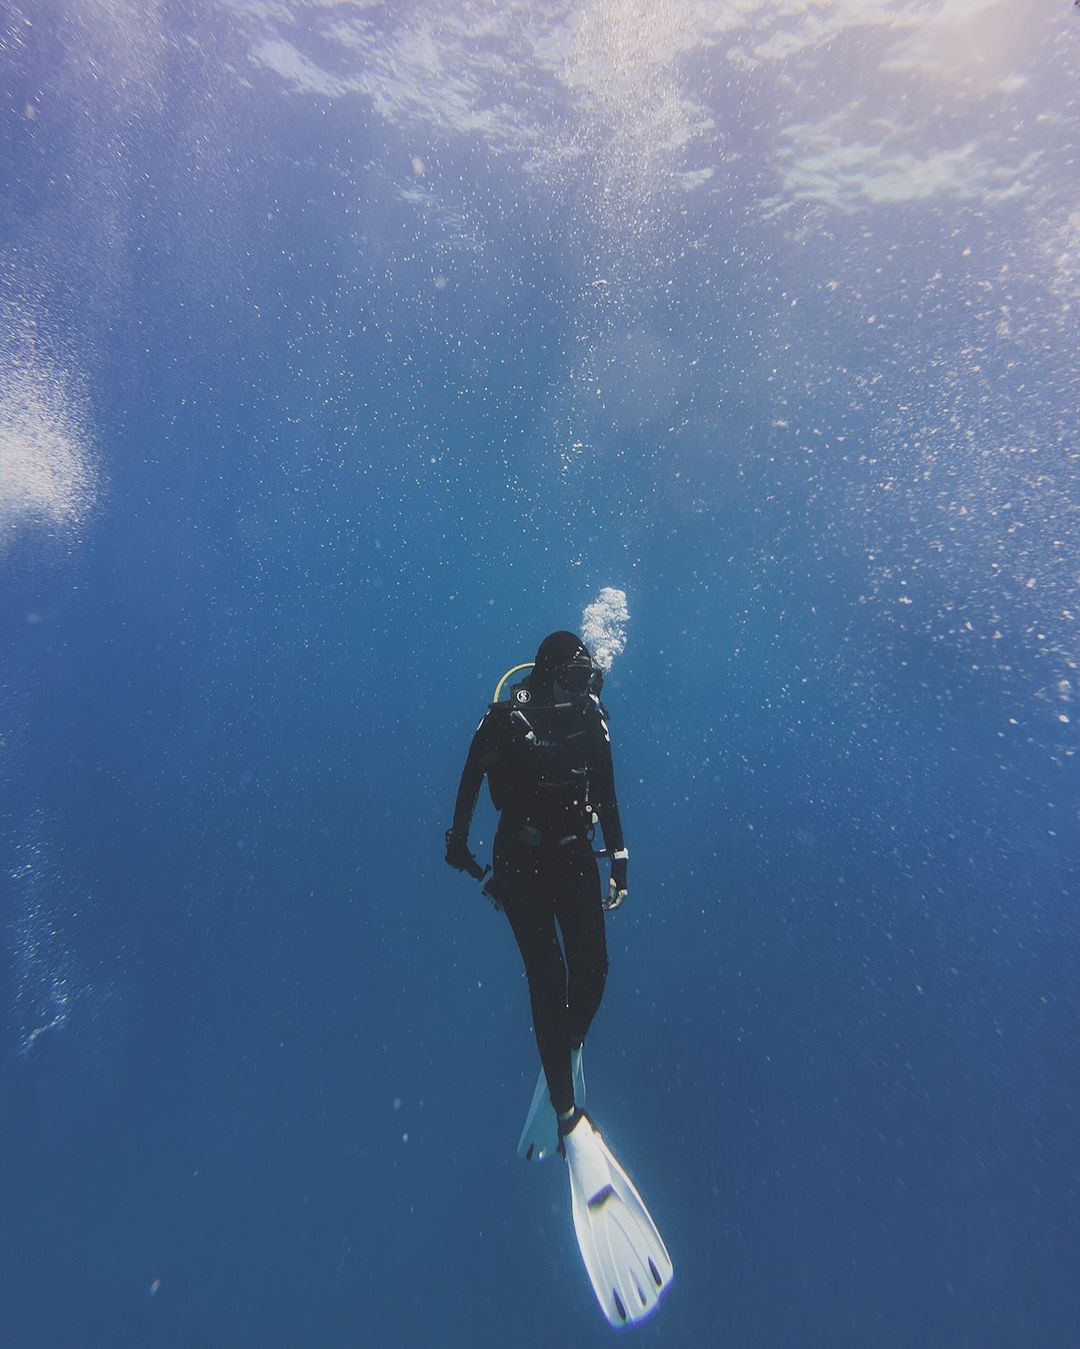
[2, 2, 1078, 1345]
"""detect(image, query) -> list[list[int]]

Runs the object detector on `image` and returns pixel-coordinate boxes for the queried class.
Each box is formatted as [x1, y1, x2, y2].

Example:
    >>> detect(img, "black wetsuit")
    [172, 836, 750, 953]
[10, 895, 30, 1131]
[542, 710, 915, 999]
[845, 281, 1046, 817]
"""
[449, 684, 626, 1115]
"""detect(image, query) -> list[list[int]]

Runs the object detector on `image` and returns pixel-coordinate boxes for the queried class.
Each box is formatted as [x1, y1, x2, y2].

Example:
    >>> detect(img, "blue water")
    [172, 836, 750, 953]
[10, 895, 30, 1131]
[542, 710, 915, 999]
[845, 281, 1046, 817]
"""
[2, 3, 1078, 1346]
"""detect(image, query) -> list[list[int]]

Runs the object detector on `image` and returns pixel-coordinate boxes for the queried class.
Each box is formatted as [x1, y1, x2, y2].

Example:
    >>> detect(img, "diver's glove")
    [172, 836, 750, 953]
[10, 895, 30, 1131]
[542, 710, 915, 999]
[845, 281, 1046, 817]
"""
[444, 829, 487, 881]
[605, 850, 629, 910]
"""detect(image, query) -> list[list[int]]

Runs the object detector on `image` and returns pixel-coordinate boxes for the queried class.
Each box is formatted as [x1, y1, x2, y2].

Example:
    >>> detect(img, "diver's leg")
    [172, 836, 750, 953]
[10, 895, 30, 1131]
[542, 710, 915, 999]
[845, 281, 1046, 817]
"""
[500, 851, 575, 1115]
[556, 850, 607, 1049]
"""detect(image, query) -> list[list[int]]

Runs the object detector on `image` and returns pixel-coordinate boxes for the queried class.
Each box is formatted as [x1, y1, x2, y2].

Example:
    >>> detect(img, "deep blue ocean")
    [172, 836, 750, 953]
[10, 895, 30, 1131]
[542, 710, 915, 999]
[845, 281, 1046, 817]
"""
[2, 4, 1078, 1346]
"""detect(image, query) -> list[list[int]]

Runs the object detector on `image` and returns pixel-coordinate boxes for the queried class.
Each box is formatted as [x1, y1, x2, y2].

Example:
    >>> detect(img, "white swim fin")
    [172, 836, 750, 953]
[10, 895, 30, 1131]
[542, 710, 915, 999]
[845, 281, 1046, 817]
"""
[516, 1047, 585, 1162]
[562, 1113, 673, 1326]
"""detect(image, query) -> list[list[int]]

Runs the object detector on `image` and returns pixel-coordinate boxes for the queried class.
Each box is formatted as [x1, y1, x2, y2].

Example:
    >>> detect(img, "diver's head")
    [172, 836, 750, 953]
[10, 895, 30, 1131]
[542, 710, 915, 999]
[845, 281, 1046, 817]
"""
[532, 631, 598, 698]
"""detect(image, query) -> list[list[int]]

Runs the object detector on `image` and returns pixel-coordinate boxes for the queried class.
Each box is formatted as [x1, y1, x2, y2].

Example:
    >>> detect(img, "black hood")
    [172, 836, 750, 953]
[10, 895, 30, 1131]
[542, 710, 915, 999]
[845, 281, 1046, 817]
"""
[529, 631, 591, 695]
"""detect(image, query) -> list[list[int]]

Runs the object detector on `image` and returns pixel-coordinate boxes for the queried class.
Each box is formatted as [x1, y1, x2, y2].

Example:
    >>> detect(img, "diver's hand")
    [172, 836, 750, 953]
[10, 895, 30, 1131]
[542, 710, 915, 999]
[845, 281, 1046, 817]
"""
[445, 830, 487, 881]
[605, 853, 628, 910]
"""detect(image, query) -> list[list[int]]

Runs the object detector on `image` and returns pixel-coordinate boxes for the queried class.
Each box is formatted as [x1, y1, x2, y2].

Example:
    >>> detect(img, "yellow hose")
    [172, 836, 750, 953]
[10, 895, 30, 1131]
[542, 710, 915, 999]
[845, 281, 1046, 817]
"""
[493, 662, 534, 702]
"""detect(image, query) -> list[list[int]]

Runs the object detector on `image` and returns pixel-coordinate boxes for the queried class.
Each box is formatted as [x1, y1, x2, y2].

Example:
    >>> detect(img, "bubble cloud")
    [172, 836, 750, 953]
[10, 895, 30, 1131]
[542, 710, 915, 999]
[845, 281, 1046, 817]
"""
[0, 327, 97, 556]
[582, 587, 629, 671]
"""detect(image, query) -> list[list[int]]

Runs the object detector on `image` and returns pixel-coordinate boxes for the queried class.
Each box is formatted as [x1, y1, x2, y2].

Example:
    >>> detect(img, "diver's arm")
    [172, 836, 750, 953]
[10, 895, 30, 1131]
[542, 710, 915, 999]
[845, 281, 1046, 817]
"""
[450, 715, 491, 840]
[594, 741, 629, 909]
[591, 704, 629, 908]
[591, 708, 626, 857]
[445, 715, 493, 879]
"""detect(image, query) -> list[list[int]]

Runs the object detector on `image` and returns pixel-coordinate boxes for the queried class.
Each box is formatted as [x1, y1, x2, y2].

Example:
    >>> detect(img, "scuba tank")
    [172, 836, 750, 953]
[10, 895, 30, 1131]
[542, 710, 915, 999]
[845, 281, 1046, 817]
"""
[487, 660, 604, 807]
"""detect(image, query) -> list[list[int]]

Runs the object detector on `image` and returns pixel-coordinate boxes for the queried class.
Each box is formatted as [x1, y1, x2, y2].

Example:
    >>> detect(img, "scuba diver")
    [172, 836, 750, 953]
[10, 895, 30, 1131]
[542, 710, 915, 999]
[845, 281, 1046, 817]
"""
[445, 631, 626, 1136]
[444, 630, 672, 1326]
